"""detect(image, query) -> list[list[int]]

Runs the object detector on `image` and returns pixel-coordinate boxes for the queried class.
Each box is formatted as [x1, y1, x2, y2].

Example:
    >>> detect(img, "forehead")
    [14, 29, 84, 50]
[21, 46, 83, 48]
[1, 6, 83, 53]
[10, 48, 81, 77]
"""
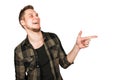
[24, 9, 37, 15]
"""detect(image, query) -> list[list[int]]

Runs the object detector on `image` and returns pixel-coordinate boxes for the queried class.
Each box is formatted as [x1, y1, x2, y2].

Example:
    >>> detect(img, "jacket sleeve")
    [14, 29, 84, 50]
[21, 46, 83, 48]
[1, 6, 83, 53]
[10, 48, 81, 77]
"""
[54, 34, 73, 69]
[14, 46, 26, 80]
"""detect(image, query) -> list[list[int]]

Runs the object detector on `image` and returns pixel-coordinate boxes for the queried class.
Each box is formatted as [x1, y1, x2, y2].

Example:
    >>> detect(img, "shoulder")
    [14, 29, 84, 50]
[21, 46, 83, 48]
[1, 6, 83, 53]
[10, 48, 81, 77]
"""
[43, 31, 58, 38]
[14, 38, 26, 53]
[43, 31, 61, 44]
[43, 31, 60, 41]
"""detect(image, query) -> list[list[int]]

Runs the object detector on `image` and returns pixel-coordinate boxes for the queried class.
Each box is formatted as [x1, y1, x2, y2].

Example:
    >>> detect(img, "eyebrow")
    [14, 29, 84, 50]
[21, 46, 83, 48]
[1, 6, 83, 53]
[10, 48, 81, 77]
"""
[26, 11, 38, 16]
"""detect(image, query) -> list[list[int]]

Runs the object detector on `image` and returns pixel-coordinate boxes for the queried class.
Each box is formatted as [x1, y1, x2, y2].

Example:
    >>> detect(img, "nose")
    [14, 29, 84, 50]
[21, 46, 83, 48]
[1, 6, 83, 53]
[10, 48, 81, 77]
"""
[34, 15, 40, 22]
[33, 16, 40, 21]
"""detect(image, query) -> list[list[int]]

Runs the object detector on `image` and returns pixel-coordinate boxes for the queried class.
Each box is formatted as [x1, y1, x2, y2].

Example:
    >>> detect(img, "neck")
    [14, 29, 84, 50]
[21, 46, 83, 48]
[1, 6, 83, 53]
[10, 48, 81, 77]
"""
[27, 30, 44, 49]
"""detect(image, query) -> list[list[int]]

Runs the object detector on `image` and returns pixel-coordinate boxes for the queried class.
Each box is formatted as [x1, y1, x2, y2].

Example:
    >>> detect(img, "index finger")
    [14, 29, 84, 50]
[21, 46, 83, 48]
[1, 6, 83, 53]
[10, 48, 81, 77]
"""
[84, 35, 98, 39]
[82, 35, 97, 40]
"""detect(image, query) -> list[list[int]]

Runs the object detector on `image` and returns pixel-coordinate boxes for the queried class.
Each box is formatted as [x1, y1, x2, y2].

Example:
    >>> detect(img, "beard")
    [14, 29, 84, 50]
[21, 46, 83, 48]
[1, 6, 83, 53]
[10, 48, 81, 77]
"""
[31, 28, 40, 32]
[26, 26, 41, 32]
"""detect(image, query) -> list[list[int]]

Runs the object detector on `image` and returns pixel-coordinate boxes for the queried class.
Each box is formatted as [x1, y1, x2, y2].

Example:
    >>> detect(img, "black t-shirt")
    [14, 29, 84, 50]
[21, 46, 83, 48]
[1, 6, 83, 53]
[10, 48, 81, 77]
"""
[35, 45, 54, 80]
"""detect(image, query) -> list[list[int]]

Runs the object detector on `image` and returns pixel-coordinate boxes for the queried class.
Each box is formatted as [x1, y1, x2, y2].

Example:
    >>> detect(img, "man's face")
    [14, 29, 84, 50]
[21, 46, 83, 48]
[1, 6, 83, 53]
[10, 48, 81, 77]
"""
[21, 9, 40, 32]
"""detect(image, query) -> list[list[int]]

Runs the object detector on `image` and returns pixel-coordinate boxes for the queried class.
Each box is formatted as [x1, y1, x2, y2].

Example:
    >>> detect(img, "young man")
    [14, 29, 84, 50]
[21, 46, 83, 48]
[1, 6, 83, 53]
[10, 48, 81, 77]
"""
[14, 5, 97, 80]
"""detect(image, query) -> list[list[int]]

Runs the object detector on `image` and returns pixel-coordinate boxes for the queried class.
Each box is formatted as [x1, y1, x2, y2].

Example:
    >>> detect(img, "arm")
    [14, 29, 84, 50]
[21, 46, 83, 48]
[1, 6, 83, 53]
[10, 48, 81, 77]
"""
[67, 31, 97, 63]
[14, 47, 26, 80]
[53, 33, 72, 68]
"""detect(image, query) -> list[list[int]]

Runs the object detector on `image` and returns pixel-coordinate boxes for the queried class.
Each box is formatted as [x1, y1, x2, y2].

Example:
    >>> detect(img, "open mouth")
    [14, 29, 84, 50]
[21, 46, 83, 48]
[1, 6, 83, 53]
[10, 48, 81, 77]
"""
[33, 22, 39, 24]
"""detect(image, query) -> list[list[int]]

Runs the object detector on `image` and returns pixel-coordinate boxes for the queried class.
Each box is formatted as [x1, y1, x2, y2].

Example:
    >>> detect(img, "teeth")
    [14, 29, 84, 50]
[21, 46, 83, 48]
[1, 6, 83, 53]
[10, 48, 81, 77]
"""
[33, 22, 38, 24]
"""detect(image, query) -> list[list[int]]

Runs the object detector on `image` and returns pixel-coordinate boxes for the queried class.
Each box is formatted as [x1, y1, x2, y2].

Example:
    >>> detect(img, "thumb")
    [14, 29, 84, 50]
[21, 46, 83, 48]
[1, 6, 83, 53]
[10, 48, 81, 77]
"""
[78, 31, 82, 37]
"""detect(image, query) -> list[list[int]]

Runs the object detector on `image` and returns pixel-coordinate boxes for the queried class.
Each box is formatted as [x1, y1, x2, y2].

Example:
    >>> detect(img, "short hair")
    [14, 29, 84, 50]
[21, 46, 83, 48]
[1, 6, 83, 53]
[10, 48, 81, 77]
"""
[19, 5, 34, 27]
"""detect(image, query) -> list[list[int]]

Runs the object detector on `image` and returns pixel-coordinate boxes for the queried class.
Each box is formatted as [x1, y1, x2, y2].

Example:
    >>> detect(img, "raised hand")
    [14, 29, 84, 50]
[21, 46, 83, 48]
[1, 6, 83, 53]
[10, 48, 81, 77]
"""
[76, 31, 97, 49]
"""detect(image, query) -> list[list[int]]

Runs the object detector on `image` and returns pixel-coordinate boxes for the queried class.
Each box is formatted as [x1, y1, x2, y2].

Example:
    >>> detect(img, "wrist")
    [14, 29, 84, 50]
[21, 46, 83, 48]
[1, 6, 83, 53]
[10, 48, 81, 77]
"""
[75, 44, 81, 50]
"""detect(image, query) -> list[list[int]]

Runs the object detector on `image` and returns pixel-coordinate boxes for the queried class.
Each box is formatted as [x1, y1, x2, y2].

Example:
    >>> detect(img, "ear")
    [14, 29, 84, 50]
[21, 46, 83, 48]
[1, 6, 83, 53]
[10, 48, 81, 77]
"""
[20, 20, 25, 27]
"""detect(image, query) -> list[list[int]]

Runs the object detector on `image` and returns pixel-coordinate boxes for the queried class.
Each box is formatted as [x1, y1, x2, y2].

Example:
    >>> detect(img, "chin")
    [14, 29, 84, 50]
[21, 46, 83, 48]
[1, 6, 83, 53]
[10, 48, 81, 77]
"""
[33, 28, 40, 32]
[30, 27, 39, 32]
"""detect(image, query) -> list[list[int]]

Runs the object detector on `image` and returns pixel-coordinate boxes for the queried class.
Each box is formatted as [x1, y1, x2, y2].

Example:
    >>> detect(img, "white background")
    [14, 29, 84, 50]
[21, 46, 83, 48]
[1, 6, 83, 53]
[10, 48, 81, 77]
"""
[0, 0, 120, 80]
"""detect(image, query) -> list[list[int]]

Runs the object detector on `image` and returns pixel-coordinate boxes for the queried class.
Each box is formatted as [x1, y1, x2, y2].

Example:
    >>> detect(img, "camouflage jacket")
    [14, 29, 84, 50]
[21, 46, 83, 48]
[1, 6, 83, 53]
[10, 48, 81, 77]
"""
[14, 31, 72, 80]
